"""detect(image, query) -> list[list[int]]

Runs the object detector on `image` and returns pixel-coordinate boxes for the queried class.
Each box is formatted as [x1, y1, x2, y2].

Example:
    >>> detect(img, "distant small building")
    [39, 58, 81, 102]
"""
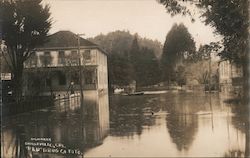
[218, 60, 243, 94]
[23, 31, 108, 101]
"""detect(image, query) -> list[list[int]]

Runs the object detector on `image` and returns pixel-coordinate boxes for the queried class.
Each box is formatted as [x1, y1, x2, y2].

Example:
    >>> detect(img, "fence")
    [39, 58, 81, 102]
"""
[3, 93, 82, 117]
[54, 93, 81, 112]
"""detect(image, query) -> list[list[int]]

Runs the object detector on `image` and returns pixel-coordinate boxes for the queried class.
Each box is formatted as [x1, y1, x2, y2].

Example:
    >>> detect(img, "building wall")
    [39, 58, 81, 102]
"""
[219, 60, 231, 84]
[219, 60, 243, 94]
[23, 47, 108, 99]
[96, 50, 108, 92]
[219, 60, 243, 83]
[24, 48, 100, 68]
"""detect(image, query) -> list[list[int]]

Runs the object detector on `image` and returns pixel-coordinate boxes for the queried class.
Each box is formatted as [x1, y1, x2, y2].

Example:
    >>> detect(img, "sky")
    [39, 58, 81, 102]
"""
[43, 0, 221, 46]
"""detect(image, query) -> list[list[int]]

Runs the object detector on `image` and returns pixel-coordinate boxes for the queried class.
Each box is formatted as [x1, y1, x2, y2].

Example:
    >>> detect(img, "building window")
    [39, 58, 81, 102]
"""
[70, 50, 79, 65]
[83, 50, 91, 60]
[58, 51, 65, 65]
[85, 71, 95, 84]
[58, 71, 66, 85]
[42, 51, 52, 66]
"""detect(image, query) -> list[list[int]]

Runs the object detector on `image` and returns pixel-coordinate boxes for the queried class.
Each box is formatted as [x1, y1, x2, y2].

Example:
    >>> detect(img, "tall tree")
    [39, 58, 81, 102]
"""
[1, 0, 52, 102]
[159, 0, 249, 156]
[129, 35, 140, 82]
[161, 23, 196, 83]
[159, 0, 249, 97]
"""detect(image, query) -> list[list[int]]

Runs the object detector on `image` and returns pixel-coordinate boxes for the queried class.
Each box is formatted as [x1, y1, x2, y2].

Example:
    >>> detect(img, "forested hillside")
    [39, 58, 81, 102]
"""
[89, 30, 163, 88]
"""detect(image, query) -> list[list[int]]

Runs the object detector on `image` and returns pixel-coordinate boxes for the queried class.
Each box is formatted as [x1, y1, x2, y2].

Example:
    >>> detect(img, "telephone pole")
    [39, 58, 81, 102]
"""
[77, 33, 85, 158]
[209, 53, 211, 93]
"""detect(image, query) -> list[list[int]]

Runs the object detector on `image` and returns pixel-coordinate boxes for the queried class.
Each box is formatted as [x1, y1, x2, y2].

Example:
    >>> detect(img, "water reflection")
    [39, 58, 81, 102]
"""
[165, 93, 214, 152]
[2, 92, 248, 157]
[2, 93, 109, 158]
[109, 95, 158, 137]
[166, 114, 198, 151]
[86, 93, 247, 157]
[220, 93, 249, 157]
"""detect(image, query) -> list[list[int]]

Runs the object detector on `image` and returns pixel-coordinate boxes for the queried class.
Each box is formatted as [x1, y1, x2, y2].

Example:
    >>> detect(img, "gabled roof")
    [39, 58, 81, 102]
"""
[35, 31, 108, 55]
[37, 31, 97, 48]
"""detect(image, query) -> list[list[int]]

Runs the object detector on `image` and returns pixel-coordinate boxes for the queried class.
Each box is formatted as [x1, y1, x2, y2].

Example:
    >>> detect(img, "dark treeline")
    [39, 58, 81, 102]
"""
[89, 31, 162, 88]
[90, 26, 210, 89]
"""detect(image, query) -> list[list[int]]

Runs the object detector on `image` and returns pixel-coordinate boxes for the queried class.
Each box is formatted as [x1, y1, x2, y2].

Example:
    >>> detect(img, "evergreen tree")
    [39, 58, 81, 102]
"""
[161, 23, 196, 84]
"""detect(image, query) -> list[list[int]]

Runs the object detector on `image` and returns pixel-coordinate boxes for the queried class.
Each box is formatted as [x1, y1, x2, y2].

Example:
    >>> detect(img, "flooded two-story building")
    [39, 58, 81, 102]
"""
[1, 31, 111, 157]
[23, 31, 108, 101]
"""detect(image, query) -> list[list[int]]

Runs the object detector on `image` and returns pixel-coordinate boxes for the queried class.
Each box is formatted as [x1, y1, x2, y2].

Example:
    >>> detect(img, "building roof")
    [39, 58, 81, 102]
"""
[37, 31, 97, 48]
[35, 31, 108, 55]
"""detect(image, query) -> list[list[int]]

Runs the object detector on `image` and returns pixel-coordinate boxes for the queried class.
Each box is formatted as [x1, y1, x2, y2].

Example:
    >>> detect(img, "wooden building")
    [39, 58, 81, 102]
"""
[219, 60, 243, 94]
[23, 31, 108, 100]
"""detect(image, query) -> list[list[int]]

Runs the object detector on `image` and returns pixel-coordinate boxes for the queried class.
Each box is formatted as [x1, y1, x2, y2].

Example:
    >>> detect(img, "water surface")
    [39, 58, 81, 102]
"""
[2, 92, 248, 157]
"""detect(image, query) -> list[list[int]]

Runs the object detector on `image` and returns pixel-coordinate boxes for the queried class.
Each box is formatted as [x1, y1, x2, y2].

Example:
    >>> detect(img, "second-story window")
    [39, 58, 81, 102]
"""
[70, 50, 79, 66]
[58, 51, 65, 65]
[83, 50, 91, 61]
[42, 51, 52, 67]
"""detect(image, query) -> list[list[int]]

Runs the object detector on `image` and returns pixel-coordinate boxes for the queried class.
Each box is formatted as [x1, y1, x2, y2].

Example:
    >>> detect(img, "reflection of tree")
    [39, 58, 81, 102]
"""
[2, 124, 27, 158]
[163, 93, 203, 151]
[223, 149, 245, 158]
[224, 101, 249, 157]
[109, 95, 158, 137]
[166, 114, 198, 151]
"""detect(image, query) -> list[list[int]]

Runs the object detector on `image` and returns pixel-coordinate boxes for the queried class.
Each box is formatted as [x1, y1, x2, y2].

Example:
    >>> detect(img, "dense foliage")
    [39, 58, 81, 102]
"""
[159, 1, 249, 156]
[161, 23, 196, 83]
[1, 0, 52, 102]
[90, 31, 162, 87]
[159, 0, 249, 86]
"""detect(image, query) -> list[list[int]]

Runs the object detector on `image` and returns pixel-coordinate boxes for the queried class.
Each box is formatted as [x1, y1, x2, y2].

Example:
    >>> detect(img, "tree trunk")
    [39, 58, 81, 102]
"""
[12, 64, 24, 103]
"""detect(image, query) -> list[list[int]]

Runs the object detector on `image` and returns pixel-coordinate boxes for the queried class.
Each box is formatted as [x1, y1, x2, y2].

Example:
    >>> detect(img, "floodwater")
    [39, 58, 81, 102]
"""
[1, 92, 249, 157]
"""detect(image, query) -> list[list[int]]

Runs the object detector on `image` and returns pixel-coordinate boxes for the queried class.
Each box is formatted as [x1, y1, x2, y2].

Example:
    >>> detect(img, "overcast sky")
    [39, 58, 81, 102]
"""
[43, 0, 221, 46]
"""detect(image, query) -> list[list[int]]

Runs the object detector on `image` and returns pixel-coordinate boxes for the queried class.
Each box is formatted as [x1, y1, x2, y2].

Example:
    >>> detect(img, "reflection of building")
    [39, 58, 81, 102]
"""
[218, 60, 243, 94]
[23, 31, 108, 100]
[1, 92, 110, 157]
[85, 94, 110, 147]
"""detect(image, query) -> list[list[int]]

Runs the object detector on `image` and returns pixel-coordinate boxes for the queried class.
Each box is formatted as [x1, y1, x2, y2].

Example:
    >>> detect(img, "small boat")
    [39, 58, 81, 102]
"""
[127, 92, 144, 96]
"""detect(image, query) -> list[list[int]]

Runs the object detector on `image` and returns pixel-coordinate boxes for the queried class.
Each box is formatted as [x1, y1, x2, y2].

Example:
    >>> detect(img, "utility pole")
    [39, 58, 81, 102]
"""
[77, 33, 85, 158]
[208, 53, 211, 93]
[77, 34, 85, 112]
